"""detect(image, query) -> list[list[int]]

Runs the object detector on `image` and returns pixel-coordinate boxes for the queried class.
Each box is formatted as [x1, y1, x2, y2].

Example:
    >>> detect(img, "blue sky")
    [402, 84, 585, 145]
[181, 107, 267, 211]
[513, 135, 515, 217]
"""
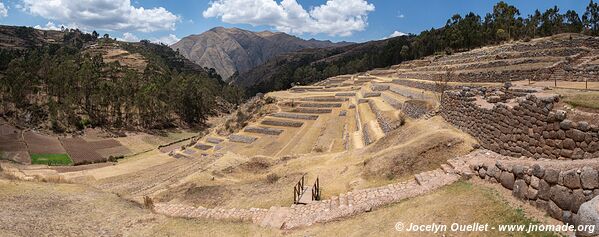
[0, 0, 592, 44]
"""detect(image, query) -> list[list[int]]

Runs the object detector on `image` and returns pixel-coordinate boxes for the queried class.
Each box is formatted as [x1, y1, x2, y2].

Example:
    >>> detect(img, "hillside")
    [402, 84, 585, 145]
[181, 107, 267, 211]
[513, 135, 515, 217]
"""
[0, 25, 244, 132]
[232, 36, 410, 94]
[231, 1, 599, 96]
[171, 27, 352, 80]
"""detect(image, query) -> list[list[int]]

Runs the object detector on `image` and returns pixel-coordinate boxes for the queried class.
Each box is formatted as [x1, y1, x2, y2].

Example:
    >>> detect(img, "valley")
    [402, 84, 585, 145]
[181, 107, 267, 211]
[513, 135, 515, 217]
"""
[3, 31, 599, 236]
[2, 1, 599, 236]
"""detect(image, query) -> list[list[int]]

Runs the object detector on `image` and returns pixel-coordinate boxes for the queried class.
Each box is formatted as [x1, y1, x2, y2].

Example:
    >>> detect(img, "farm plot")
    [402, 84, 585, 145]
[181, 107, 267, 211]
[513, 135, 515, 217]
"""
[60, 138, 109, 165]
[0, 133, 30, 164]
[86, 139, 130, 158]
[30, 153, 73, 166]
[23, 131, 66, 154]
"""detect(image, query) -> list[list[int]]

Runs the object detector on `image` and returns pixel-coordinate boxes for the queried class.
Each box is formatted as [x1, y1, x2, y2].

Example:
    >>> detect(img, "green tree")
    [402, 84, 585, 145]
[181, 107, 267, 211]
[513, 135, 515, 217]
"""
[583, 0, 599, 35]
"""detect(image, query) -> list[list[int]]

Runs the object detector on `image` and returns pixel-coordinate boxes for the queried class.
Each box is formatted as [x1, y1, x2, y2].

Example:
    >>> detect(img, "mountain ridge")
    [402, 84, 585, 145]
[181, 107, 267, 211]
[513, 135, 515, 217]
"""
[170, 27, 353, 80]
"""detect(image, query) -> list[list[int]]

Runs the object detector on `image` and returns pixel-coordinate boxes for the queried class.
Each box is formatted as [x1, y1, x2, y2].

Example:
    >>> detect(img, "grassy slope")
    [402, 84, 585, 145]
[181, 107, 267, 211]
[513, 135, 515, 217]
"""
[563, 92, 599, 110]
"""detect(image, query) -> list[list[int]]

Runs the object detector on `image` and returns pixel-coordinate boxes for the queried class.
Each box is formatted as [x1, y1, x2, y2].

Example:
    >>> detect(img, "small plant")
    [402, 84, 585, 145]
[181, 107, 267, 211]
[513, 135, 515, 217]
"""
[143, 196, 154, 209]
[266, 173, 280, 184]
[313, 146, 324, 153]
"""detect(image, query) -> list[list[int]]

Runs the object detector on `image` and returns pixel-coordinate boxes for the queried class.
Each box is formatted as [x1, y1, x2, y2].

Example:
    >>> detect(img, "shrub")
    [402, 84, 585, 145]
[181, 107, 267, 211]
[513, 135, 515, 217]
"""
[264, 96, 276, 104]
[266, 173, 280, 184]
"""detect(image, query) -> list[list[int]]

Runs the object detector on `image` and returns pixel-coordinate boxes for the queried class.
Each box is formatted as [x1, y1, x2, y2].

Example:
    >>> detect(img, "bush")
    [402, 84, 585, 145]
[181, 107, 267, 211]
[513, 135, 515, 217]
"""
[51, 120, 65, 133]
[266, 173, 280, 184]
[264, 96, 276, 104]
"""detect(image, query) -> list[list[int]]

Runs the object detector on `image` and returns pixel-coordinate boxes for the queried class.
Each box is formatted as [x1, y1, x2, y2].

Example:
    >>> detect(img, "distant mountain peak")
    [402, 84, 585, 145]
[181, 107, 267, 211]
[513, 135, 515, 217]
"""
[171, 28, 353, 80]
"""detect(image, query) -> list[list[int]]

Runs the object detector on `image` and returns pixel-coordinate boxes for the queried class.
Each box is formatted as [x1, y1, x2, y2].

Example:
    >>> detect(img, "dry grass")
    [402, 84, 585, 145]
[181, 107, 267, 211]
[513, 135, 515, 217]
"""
[292, 181, 554, 237]
[562, 92, 599, 110]
[143, 181, 553, 237]
[154, 116, 476, 209]
[362, 117, 476, 180]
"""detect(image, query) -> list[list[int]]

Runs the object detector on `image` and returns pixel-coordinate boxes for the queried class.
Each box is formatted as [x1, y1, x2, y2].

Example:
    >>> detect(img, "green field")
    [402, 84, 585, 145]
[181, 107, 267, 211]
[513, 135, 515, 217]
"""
[30, 154, 73, 166]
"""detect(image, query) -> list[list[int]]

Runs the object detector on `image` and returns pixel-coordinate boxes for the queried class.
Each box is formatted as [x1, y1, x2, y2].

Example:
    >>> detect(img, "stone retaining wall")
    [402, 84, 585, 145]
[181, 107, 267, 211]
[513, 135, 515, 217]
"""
[228, 134, 257, 144]
[368, 100, 401, 134]
[244, 126, 284, 135]
[441, 89, 599, 159]
[473, 160, 599, 223]
[402, 100, 432, 119]
[291, 108, 332, 114]
[391, 79, 462, 92]
[261, 119, 304, 127]
[271, 113, 318, 120]
[300, 103, 342, 108]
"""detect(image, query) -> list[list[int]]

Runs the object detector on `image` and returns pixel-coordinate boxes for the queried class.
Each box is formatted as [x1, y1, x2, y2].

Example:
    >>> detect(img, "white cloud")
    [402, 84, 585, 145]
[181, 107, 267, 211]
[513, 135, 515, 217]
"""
[388, 31, 407, 38]
[119, 32, 140, 42]
[22, 0, 179, 32]
[398, 14, 404, 18]
[0, 2, 8, 17]
[151, 34, 180, 45]
[203, 0, 375, 37]
[34, 22, 62, 30]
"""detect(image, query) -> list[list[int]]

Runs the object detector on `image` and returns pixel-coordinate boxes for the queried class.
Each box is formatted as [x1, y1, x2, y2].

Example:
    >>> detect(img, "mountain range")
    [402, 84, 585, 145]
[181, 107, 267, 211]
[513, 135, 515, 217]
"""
[170, 27, 352, 80]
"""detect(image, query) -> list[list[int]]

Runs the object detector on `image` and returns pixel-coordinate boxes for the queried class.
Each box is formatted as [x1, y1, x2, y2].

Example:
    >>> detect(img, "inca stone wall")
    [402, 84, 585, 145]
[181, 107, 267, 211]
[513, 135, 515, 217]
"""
[441, 89, 599, 160]
[368, 100, 401, 134]
[402, 100, 431, 119]
[471, 157, 599, 229]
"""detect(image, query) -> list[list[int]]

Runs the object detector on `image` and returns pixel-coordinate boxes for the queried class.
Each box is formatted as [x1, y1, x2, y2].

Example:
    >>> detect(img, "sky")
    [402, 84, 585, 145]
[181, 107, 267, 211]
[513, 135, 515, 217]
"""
[0, 0, 592, 45]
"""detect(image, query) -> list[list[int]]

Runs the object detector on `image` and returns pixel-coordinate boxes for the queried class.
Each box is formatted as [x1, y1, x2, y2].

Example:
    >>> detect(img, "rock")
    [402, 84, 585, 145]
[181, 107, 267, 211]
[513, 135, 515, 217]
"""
[581, 167, 599, 190]
[532, 164, 545, 178]
[548, 200, 563, 221]
[560, 169, 581, 189]
[478, 168, 486, 179]
[578, 122, 590, 132]
[560, 149, 574, 158]
[512, 165, 525, 179]
[554, 110, 567, 121]
[550, 185, 572, 211]
[561, 138, 576, 150]
[572, 189, 587, 213]
[500, 171, 515, 190]
[560, 119, 574, 130]
[563, 211, 573, 224]
[486, 166, 497, 178]
[513, 179, 528, 199]
[544, 168, 559, 184]
[526, 186, 539, 200]
[575, 196, 599, 236]
[535, 199, 548, 210]
[566, 129, 586, 142]
[530, 176, 540, 189]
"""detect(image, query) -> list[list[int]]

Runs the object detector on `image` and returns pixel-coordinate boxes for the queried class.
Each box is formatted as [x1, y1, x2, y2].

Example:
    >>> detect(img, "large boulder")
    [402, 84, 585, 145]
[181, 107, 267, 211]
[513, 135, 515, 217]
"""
[550, 185, 573, 211]
[513, 179, 528, 199]
[561, 169, 582, 189]
[581, 167, 599, 190]
[575, 196, 599, 236]
[500, 171, 515, 190]
[544, 168, 560, 184]
[538, 179, 551, 200]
